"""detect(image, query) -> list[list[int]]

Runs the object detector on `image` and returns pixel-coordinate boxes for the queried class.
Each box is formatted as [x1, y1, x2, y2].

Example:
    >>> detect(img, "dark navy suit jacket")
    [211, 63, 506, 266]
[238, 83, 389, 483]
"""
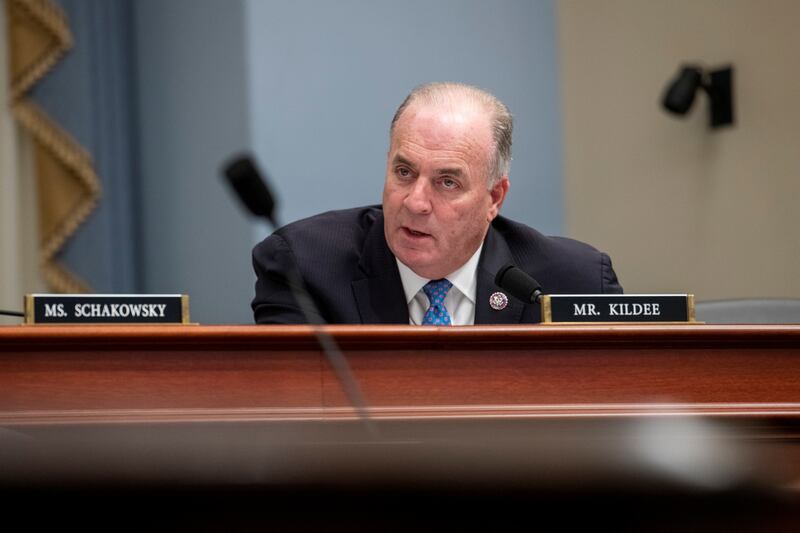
[252, 205, 622, 324]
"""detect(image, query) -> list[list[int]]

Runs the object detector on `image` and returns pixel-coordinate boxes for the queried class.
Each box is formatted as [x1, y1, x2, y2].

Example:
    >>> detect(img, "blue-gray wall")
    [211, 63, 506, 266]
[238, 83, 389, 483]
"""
[134, 0, 254, 323]
[130, 0, 563, 323]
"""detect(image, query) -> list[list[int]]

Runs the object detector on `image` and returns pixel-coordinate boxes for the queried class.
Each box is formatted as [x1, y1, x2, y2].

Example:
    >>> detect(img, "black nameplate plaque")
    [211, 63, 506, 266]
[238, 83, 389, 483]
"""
[541, 294, 695, 323]
[24, 294, 190, 324]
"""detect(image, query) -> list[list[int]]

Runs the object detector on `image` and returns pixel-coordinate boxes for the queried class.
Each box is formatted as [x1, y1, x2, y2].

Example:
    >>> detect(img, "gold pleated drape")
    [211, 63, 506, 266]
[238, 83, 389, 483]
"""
[5, 0, 100, 293]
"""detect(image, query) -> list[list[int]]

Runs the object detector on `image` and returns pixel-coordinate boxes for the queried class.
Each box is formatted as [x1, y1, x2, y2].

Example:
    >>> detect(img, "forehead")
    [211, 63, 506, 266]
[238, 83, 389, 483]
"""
[390, 103, 493, 164]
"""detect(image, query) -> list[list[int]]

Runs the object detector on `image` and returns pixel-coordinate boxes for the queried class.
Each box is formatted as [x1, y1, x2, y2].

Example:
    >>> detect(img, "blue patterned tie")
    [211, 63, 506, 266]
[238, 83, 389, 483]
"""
[422, 279, 453, 325]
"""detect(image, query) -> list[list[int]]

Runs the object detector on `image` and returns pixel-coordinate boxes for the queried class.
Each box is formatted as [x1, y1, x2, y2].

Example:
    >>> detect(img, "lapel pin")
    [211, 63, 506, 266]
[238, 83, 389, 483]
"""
[489, 291, 508, 311]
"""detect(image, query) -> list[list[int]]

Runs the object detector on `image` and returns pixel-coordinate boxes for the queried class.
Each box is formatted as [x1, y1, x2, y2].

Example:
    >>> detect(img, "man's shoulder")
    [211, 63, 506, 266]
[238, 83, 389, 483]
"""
[491, 215, 621, 294]
[251, 206, 386, 324]
[492, 215, 603, 259]
[276, 205, 382, 241]
[255, 205, 382, 261]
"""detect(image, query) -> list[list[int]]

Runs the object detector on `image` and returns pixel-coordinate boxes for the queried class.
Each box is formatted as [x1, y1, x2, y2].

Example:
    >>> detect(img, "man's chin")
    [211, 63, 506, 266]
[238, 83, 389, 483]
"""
[397, 254, 452, 279]
[396, 252, 433, 274]
[389, 239, 448, 277]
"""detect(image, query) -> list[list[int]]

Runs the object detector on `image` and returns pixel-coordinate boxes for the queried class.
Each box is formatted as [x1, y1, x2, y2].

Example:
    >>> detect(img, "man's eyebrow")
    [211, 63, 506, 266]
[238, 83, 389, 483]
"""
[392, 155, 417, 169]
[391, 155, 463, 176]
[435, 167, 463, 177]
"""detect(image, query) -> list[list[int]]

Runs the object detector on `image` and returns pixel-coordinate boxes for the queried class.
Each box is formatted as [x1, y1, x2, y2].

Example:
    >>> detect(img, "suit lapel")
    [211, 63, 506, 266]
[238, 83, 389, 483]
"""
[351, 212, 409, 324]
[350, 213, 540, 324]
[474, 226, 537, 324]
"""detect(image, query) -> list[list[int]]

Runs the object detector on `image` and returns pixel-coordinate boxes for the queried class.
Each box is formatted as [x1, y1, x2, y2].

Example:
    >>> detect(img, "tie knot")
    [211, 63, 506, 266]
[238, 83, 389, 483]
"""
[423, 278, 453, 306]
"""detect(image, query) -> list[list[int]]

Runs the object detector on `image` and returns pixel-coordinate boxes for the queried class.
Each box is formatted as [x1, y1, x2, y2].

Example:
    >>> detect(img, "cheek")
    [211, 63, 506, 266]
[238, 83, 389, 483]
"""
[447, 200, 491, 241]
[440, 208, 471, 242]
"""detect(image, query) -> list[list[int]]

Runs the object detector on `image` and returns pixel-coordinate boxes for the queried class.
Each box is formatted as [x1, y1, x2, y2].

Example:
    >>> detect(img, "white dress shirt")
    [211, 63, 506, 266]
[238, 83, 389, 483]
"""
[396, 244, 483, 326]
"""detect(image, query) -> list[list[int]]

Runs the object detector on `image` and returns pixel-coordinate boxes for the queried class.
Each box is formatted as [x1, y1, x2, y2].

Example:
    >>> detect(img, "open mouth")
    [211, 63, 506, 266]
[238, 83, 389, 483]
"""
[402, 227, 431, 238]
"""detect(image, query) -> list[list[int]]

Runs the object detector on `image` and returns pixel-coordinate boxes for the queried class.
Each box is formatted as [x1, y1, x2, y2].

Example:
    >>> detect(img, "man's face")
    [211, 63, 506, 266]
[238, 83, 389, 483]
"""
[383, 103, 509, 279]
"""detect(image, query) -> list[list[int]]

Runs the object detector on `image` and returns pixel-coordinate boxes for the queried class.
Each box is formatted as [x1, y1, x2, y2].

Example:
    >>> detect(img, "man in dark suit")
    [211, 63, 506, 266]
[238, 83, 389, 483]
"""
[252, 82, 622, 325]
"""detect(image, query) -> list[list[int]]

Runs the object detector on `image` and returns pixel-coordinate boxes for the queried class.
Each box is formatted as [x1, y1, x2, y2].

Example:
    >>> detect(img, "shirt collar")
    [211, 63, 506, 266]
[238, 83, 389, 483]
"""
[396, 243, 483, 304]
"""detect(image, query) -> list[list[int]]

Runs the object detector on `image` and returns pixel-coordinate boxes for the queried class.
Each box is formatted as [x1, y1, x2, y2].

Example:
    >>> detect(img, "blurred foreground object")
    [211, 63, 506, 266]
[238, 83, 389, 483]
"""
[222, 154, 277, 226]
[2, 324, 800, 529]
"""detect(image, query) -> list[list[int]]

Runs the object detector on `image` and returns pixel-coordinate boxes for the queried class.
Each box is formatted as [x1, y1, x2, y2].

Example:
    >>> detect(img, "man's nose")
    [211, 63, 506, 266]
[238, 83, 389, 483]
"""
[404, 178, 432, 214]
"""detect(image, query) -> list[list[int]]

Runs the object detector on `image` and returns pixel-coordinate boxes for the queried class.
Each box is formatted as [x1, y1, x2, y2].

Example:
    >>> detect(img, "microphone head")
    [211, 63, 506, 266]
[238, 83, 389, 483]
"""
[222, 154, 277, 226]
[495, 264, 543, 304]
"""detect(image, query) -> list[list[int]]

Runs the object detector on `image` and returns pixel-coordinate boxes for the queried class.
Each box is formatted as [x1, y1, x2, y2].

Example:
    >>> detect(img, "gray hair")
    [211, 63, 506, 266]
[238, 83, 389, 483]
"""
[390, 82, 513, 187]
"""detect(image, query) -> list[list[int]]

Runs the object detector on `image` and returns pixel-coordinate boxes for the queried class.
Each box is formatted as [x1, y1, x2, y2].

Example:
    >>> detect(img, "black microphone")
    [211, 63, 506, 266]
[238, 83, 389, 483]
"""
[221, 153, 378, 438]
[223, 155, 277, 226]
[0, 309, 24, 317]
[495, 264, 543, 304]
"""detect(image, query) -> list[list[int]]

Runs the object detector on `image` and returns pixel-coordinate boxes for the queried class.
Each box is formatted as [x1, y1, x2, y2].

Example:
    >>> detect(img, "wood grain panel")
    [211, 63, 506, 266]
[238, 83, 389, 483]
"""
[2, 325, 800, 422]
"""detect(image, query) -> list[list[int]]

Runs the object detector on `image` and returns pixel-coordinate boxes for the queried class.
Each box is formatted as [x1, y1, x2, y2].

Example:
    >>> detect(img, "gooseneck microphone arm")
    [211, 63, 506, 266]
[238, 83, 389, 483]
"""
[0, 309, 25, 317]
[494, 264, 544, 304]
[223, 154, 378, 438]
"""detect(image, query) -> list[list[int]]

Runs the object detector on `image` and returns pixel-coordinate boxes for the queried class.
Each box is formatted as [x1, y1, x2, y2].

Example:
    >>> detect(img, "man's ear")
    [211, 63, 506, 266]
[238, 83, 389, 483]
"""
[487, 177, 509, 222]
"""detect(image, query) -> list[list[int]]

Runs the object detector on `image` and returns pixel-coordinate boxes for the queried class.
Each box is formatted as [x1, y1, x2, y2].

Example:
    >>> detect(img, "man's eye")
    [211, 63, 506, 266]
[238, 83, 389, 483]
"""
[440, 178, 459, 190]
[396, 167, 412, 178]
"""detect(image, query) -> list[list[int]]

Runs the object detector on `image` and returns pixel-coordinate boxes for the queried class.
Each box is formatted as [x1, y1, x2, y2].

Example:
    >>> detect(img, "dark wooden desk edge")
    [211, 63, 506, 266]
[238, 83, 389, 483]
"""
[3, 324, 800, 350]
